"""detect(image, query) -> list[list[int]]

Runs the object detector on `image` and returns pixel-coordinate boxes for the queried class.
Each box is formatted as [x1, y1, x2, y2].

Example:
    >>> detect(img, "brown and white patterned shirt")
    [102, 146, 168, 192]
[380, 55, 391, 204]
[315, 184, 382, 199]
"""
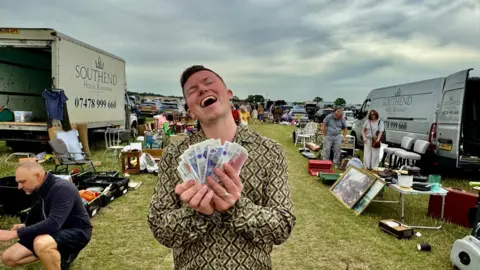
[148, 126, 296, 270]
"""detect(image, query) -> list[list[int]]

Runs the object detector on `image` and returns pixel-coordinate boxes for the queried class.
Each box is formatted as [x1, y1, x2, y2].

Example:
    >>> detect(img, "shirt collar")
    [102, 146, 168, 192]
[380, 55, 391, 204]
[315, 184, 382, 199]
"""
[36, 172, 55, 198]
[189, 125, 254, 146]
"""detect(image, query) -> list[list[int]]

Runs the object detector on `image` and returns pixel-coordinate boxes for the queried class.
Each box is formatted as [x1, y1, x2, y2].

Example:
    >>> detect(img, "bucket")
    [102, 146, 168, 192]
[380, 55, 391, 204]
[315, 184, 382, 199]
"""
[398, 175, 413, 188]
[428, 174, 442, 191]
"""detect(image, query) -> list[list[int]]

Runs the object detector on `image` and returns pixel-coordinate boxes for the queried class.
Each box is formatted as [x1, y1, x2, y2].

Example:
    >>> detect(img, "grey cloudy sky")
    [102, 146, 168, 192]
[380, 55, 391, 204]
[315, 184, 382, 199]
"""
[2, 0, 480, 104]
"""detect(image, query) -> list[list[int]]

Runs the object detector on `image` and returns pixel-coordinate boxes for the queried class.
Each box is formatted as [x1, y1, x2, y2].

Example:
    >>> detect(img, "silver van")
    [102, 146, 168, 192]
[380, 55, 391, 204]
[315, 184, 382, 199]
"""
[351, 68, 479, 169]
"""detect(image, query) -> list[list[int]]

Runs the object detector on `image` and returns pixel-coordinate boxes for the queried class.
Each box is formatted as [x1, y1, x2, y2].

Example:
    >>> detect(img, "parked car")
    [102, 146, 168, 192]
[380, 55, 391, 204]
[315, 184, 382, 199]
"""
[139, 102, 160, 116]
[305, 103, 319, 119]
[160, 102, 182, 120]
[344, 110, 355, 129]
[288, 108, 310, 125]
[315, 108, 334, 123]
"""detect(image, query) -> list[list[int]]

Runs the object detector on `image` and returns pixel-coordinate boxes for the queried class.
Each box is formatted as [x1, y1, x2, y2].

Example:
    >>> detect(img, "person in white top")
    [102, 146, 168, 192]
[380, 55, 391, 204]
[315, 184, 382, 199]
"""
[252, 107, 258, 124]
[361, 109, 385, 170]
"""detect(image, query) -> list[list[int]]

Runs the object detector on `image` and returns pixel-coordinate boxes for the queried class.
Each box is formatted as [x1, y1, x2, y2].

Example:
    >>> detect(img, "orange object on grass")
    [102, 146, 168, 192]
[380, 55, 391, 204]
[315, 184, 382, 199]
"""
[79, 190, 99, 202]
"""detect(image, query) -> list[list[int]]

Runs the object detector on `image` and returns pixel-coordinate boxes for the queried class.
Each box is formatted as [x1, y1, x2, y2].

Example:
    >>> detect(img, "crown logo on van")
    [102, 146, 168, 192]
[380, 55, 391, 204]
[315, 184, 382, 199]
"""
[394, 88, 402, 97]
[95, 56, 104, 70]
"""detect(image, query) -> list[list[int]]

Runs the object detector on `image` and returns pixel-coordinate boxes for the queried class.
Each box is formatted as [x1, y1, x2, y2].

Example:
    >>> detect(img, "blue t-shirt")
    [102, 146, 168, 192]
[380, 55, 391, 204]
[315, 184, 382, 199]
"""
[323, 113, 347, 137]
[42, 89, 68, 121]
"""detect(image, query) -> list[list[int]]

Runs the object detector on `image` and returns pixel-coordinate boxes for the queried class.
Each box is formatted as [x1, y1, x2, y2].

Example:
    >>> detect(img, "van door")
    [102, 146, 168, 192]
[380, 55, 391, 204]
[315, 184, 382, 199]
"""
[436, 69, 472, 168]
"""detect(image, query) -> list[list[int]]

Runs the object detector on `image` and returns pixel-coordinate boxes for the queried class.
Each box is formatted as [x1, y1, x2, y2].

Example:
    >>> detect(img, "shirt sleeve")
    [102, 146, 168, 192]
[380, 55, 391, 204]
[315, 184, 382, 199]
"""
[223, 143, 296, 245]
[323, 114, 331, 124]
[363, 120, 368, 128]
[17, 185, 75, 241]
[379, 120, 385, 132]
[60, 91, 68, 103]
[147, 143, 213, 248]
[342, 117, 347, 129]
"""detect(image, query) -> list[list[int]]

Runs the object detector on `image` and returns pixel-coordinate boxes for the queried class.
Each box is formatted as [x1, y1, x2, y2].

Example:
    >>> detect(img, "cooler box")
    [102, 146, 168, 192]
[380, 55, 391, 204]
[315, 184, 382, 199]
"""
[0, 176, 35, 216]
[427, 188, 478, 228]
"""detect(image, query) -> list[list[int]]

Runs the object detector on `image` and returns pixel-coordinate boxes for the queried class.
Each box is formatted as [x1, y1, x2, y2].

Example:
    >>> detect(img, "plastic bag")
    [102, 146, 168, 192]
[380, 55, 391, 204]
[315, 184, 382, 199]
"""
[347, 157, 363, 169]
[140, 153, 159, 173]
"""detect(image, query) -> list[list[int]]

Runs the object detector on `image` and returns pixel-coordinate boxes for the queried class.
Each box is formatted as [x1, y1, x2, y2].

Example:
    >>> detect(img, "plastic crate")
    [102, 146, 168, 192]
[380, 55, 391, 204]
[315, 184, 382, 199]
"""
[71, 171, 120, 186]
[84, 194, 103, 218]
[0, 176, 35, 216]
[77, 174, 130, 199]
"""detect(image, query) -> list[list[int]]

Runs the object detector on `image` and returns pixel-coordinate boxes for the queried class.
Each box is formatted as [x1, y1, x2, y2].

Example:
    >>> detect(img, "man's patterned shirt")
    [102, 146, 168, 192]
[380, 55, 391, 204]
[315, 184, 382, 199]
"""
[148, 126, 296, 270]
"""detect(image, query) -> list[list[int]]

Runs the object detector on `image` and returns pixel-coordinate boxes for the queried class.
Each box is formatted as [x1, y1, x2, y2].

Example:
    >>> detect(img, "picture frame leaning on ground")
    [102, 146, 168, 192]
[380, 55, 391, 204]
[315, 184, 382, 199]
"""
[352, 178, 387, 216]
[330, 166, 378, 209]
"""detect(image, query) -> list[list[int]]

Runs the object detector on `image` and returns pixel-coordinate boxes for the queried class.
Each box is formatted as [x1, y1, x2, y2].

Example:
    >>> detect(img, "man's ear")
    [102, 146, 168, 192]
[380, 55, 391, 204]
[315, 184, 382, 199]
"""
[227, 89, 233, 100]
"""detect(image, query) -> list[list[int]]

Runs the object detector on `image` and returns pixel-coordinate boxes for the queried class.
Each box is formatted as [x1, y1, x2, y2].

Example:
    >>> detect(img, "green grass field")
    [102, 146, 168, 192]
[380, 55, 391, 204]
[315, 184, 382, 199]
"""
[0, 124, 474, 269]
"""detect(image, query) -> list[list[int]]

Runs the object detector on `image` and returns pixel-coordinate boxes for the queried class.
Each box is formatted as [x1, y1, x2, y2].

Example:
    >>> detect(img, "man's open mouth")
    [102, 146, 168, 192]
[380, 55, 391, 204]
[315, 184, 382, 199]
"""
[200, 96, 218, 108]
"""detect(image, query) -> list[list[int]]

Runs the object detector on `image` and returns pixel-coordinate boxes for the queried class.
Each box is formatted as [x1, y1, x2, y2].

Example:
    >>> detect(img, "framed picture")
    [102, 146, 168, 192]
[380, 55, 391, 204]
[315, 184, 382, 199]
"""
[330, 166, 378, 209]
[353, 178, 387, 215]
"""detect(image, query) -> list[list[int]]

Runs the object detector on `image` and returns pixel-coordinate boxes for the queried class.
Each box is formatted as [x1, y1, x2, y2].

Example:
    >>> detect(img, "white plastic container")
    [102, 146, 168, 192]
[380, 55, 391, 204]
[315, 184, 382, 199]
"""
[398, 175, 413, 188]
[14, 111, 33, 122]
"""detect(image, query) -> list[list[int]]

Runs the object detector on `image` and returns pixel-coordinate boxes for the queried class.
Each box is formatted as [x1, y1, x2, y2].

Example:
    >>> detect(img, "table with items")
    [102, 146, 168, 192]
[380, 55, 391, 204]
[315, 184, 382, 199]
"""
[373, 183, 448, 230]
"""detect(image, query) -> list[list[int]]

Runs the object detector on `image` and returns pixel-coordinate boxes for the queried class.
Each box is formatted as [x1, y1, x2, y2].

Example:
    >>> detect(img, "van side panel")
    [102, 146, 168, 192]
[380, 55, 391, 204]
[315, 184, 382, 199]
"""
[56, 38, 125, 128]
[363, 78, 444, 146]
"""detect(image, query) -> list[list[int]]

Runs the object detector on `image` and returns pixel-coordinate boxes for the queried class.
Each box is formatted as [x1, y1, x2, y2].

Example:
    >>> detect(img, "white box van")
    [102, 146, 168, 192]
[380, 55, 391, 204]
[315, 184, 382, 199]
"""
[0, 28, 136, 151]
[351, 69, 480, 169]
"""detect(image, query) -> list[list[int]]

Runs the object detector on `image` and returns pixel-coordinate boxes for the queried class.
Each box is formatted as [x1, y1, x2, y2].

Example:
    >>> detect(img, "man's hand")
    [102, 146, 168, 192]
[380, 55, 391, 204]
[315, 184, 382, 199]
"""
[0, 230, 17, 242]
[175, 180, 215, 215]
[10, 224, 25, 231]
[206, 164, 243, 212]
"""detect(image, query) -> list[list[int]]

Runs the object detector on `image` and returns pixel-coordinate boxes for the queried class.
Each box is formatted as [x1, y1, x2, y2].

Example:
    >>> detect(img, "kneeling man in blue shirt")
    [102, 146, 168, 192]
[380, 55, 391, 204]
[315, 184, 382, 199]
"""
[0, 161, 92, 270]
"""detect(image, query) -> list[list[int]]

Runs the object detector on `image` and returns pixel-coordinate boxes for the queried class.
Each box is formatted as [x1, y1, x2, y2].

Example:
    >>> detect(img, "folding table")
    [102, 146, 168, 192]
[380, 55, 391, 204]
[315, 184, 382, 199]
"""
[373, 184, 448, 230]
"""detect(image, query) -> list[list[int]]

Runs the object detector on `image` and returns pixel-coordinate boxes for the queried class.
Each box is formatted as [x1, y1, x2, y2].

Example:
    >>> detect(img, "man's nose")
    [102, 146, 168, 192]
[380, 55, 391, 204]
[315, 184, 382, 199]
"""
[198, 84, 209, 93]
[18, 184, 22, 190]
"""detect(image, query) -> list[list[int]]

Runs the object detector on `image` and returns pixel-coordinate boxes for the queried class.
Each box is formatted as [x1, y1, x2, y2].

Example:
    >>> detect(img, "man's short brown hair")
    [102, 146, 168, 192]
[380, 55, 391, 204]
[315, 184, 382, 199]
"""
[180, 65, 225, 90]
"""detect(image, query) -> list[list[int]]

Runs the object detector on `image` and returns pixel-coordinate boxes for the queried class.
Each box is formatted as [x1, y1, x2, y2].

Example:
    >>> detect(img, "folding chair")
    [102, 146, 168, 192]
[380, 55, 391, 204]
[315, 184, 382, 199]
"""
[381, 136, 415, 168]
[49, 139, 96, 174]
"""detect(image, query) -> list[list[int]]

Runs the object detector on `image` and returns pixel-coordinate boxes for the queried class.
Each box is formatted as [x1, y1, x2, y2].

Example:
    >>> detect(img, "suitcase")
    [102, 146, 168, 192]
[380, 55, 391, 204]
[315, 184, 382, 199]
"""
[427, 188, 479, 228]
[308, 160, 334, 176]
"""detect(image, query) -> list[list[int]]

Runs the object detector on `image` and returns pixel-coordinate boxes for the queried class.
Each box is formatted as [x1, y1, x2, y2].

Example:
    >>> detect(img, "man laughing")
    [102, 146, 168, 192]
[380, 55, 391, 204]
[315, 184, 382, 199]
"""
[148, 65, 296, 270]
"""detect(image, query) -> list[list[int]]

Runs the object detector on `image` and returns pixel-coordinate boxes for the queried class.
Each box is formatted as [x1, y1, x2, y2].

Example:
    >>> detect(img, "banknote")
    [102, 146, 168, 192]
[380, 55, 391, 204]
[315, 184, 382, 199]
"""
[176, 139, 248, 184]
[227, 147, 249, 173]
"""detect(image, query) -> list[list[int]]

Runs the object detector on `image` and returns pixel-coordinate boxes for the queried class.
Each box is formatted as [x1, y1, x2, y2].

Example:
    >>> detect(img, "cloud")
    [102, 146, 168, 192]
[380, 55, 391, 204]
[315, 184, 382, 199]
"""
[1, 0, 479, 104]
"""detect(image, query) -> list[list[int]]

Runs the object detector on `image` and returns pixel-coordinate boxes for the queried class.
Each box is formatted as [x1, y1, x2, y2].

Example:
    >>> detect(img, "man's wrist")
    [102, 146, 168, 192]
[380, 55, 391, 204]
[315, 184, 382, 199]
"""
[9, 230, 18, 240]
[222, 197, 249, 221]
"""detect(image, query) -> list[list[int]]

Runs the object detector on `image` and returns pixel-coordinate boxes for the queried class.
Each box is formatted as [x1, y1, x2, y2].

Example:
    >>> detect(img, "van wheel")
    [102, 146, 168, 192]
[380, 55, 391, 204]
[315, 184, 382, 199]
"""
[351, 131, 362, 149]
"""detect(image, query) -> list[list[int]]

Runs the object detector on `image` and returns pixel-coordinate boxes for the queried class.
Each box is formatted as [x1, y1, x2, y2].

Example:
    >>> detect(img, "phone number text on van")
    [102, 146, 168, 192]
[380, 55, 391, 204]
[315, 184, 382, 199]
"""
[384, 120, 408, 130]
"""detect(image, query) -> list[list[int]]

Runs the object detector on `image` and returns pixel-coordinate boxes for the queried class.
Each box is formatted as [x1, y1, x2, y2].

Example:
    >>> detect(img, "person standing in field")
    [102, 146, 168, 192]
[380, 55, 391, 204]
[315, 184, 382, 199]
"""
[362, 109, 384, 170]
[322, 108, 347, 166]
[148, 65, 296, 270]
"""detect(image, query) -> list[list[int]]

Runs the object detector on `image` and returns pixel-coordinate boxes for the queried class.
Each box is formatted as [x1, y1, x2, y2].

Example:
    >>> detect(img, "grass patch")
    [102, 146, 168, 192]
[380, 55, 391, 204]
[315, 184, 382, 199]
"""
[0, 124, 474, 269]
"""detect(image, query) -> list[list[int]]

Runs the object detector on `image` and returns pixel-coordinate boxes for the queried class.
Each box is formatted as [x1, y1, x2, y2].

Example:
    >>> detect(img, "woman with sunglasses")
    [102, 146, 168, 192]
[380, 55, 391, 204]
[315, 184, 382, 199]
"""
[361, 109, 384, 170]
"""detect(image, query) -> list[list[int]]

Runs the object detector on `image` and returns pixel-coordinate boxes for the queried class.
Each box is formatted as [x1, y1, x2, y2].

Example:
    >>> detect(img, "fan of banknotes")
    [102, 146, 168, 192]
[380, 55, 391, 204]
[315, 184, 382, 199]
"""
[177, 139, 248, 184]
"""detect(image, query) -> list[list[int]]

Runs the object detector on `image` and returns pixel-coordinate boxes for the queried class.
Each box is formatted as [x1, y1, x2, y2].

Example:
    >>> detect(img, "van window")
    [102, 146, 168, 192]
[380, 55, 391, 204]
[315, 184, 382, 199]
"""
[361, 100, 371, 113]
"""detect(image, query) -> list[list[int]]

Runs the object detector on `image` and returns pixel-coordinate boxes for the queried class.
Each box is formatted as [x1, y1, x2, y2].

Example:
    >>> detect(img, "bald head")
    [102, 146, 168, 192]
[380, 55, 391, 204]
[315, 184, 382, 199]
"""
[334, 108, 344, 119]
[16, 161, 46, 195]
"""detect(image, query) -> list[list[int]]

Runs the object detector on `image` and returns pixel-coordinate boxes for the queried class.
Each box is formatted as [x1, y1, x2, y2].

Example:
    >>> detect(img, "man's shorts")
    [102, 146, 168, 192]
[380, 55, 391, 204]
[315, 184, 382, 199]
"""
[19, 228, 92, 258]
